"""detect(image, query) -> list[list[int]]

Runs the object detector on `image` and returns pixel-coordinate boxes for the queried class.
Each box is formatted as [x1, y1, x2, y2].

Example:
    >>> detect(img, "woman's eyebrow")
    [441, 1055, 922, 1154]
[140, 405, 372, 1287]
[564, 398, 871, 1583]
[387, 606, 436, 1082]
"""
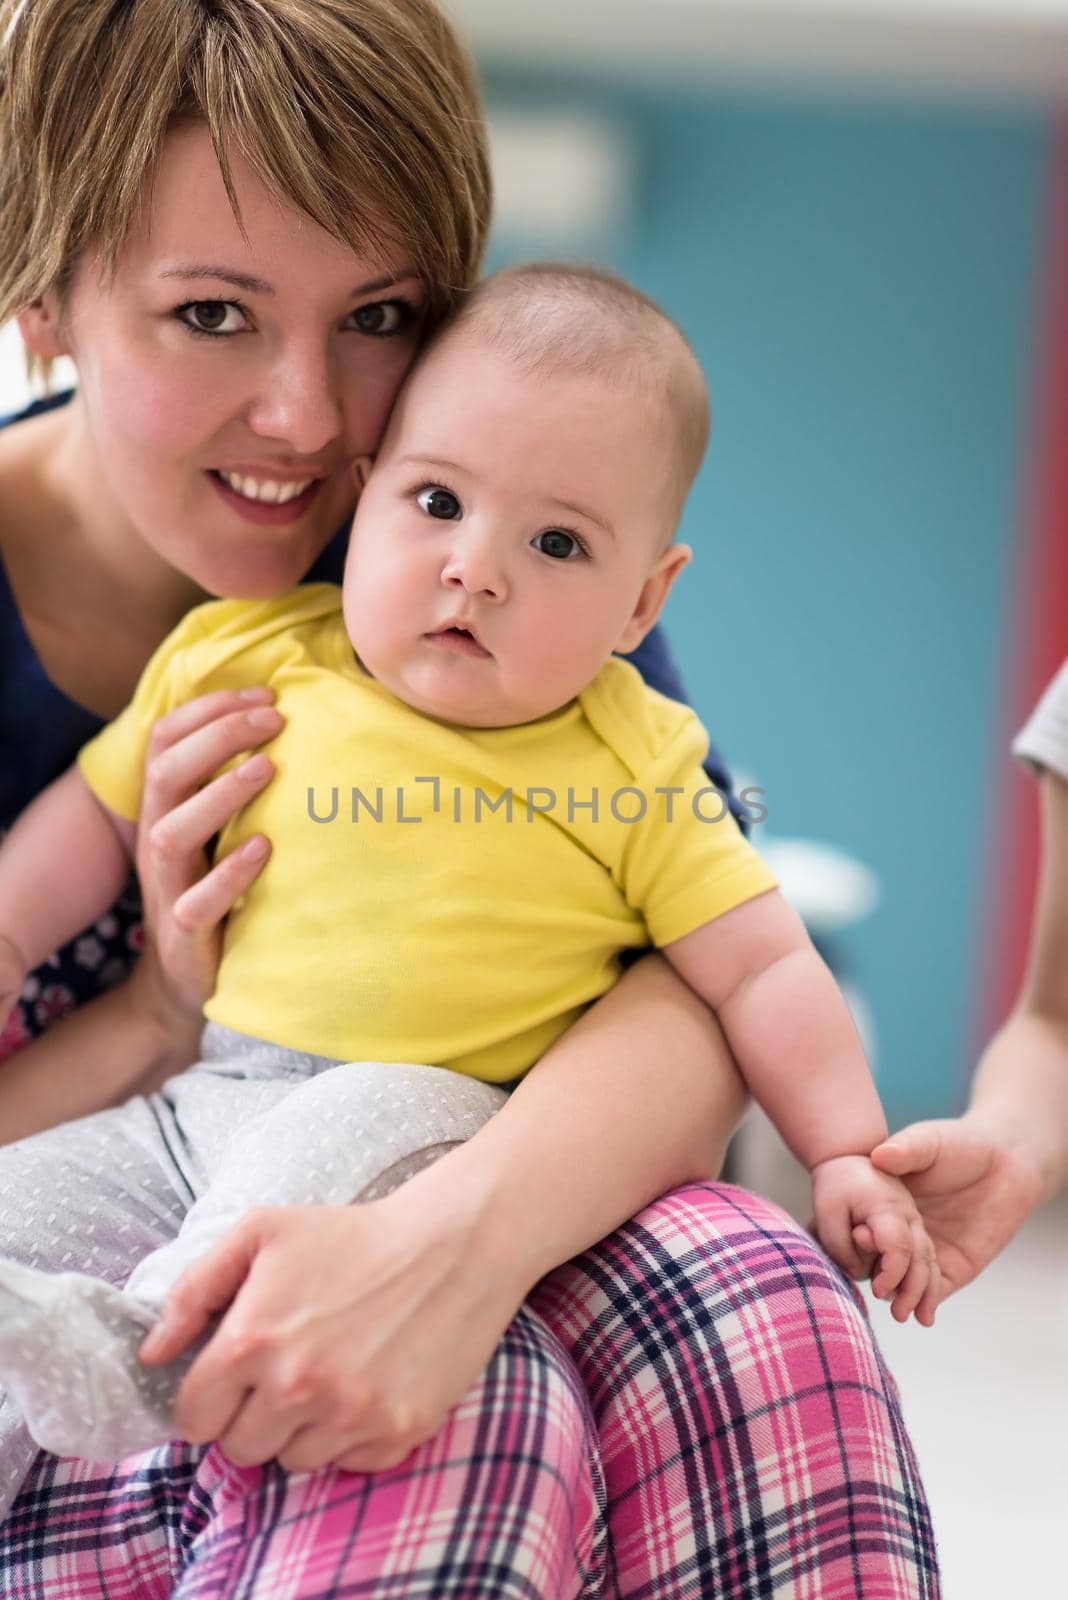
[158, 267, 419, 298]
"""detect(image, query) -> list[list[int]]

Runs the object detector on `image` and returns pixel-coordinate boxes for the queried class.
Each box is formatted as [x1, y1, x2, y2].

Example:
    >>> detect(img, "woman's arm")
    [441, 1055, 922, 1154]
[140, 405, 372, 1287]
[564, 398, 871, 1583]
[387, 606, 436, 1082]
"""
[144, 953, 749, 1473]
[417, 949, 749, 1277]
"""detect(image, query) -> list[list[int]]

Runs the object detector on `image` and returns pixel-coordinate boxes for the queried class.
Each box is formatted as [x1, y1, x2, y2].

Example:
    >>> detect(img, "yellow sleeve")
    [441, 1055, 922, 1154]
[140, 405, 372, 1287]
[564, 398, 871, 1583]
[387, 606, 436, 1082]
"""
[622, 721, 777, 945]
[76, 612, 208, 822]
[585, 662, 778, 946]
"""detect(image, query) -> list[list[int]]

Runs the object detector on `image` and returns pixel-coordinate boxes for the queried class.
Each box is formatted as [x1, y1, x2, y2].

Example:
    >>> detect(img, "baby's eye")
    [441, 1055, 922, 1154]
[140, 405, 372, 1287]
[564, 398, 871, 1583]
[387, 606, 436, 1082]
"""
[351, 300, 412, 336]
[177, 300, 248, 336]
[417, 486, 463, 520]
[533, 529, 585, 561]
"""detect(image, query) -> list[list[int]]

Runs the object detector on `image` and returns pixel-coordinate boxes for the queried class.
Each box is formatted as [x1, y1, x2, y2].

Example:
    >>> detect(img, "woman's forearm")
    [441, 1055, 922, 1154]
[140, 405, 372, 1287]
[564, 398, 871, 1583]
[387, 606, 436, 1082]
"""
[0, 970, 196, 1145]
[395, 953, 748, 1286]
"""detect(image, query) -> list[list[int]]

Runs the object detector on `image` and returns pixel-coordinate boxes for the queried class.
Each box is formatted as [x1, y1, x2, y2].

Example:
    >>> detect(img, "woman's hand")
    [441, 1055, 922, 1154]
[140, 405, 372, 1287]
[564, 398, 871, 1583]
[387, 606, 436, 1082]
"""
[141, 1178, 527, 1473]
[140, 952, 746, 1474]
[129, 687, 283, 1059]
[869, 1115, 1044, 1300]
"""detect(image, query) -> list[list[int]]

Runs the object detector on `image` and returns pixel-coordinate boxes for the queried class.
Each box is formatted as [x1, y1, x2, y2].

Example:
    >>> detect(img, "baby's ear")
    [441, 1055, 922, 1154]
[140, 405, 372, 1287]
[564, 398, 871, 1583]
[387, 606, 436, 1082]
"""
[615, 543, 692, 655]
[351, 455, 375, 493]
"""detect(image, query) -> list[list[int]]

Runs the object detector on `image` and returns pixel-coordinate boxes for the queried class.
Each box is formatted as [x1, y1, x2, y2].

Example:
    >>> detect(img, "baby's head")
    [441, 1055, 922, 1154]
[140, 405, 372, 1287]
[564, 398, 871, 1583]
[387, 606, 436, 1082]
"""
[344, 263, 709, 726]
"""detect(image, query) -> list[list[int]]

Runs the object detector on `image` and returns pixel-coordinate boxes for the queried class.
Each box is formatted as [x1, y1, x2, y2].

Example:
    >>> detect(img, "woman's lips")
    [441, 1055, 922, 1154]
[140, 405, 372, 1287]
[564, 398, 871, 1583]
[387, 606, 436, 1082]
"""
[425, 627, 492, 659]
[208, 470, 324, 525]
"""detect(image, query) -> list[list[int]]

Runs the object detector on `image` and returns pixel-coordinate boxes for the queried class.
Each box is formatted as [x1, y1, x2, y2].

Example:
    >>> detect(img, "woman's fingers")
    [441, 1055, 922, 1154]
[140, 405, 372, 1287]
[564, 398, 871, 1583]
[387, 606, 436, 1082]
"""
[172, 836, 271, 934]
[145, 754, 275, 868]
[141, 705, 283, 834]
[144, 687, 276, 760]
[141, 1214, 266, 1368]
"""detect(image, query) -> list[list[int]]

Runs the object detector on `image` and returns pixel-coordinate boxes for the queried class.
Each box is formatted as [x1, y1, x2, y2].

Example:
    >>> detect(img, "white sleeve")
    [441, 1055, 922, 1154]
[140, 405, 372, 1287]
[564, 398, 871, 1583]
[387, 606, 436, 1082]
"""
[1012, 661, 1068, 782]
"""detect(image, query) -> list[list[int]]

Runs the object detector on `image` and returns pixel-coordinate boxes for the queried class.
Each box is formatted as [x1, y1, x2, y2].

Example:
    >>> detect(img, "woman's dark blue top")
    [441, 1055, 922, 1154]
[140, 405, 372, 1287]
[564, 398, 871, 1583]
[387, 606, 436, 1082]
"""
[0, 393, 739, 1054]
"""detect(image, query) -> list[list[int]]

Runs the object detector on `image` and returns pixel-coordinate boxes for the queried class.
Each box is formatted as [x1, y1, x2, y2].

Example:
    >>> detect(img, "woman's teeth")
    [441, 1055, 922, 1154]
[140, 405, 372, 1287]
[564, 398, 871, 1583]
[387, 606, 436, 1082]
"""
[217, 471, 315, 504]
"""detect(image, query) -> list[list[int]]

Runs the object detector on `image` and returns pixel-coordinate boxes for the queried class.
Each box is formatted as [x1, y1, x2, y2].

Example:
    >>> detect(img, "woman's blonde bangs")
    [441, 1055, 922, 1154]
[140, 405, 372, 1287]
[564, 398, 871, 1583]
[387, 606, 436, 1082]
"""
[0, 0, 491, 332]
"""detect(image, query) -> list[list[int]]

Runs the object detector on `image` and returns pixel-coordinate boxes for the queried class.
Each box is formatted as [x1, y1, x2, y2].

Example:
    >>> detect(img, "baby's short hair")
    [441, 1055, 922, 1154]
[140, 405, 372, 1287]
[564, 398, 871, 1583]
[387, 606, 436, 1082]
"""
[434, 263, 710, 518]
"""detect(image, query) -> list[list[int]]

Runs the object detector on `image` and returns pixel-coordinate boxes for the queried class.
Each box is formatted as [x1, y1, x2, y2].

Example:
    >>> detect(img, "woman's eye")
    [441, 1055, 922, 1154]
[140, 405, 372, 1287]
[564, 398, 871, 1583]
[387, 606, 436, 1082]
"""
[534, 529, 584, 561]
[417, 486, 462, 520]
[352, 300, 411, 336]
[177, 300, 247, 336]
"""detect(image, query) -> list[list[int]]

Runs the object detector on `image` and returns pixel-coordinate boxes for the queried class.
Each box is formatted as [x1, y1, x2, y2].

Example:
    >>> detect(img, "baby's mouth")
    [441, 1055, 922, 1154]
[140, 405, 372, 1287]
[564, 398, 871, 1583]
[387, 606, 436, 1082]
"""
[425, 625, 492, 659]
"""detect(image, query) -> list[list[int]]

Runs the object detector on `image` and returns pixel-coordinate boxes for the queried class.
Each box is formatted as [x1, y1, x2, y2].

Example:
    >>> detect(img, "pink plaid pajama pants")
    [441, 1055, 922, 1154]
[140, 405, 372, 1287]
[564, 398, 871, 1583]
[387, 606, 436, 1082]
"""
[0, 1184, 939, 1599]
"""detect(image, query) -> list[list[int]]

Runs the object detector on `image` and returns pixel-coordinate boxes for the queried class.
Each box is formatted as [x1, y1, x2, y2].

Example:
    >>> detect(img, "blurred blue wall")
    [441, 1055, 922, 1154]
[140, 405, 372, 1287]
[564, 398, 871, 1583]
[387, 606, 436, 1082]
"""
[486, 72, 1050, 1120]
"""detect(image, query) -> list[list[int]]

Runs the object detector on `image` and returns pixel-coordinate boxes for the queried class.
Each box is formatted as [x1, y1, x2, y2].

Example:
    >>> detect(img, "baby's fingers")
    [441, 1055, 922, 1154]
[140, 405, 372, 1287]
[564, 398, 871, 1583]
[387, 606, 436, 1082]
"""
[867, 1211, 913, 1300]
[890, 1220, 940, 1325]
[817, 1203, 869, 1279]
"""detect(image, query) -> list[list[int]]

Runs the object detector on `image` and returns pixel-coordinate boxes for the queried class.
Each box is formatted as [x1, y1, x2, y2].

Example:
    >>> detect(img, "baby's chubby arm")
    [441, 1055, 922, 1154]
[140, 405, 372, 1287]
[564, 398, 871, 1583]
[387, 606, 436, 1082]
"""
[663, 889, 940, 1323]
[0, 765, 133, 1024]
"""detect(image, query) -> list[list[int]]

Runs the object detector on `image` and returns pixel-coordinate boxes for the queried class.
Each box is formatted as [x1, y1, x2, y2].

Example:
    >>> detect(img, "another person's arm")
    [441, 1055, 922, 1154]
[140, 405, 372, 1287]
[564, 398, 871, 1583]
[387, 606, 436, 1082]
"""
[872, 764, 1068, 1295]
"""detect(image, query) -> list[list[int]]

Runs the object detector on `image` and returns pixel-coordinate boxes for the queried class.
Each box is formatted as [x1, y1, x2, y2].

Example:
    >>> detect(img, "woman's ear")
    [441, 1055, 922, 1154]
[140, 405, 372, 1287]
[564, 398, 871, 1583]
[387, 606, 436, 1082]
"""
[615, 543, 692, 655]
[16, 292, 69, 362]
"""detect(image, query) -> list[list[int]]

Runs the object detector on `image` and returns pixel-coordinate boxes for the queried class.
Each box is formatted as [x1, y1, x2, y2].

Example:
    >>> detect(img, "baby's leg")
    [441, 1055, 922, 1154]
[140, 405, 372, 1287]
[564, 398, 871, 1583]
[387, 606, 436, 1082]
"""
[0, 1098, 195, 1520]
[0, 1063, 506, 1465]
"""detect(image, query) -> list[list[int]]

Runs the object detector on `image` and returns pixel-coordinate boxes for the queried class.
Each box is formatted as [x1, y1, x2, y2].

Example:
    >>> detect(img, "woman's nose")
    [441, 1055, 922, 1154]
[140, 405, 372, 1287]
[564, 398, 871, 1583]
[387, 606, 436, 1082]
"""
[245, 344, 343, 457]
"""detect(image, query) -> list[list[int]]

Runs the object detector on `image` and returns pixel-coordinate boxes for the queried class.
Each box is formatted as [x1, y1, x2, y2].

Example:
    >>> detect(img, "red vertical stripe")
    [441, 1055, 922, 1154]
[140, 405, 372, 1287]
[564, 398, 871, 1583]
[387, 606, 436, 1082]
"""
[978, 120, 1068, 1057]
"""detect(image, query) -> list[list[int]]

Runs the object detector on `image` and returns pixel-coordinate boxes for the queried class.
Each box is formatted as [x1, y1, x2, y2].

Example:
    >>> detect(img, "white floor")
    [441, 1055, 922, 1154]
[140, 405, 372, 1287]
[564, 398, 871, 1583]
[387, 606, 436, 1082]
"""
[870, 1190, 1068, 1599]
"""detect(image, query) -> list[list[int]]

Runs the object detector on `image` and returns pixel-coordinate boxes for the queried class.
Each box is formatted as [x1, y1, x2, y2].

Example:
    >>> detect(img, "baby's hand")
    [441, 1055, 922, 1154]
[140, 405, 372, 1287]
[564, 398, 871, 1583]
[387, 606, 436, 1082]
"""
[811, 1153, 941, 1326]
[0, 934, 26, 1030]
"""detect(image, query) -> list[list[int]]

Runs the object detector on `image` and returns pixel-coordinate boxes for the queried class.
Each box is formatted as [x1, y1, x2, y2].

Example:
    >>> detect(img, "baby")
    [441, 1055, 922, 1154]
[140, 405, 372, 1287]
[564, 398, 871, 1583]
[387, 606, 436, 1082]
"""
[0, 264, 937, 1493]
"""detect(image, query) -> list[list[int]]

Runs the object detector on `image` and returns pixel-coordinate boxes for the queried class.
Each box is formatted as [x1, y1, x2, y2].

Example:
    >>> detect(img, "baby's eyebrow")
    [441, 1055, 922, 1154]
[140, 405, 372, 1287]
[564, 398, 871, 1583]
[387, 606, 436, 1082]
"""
[395, 453, 466, 476]
[548, 496, 614, 539]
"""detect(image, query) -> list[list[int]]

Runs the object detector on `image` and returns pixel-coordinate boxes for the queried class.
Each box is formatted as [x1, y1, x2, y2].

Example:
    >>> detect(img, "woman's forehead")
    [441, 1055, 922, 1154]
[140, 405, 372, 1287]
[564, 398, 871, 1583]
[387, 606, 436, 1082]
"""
[115, 123, 417, 297]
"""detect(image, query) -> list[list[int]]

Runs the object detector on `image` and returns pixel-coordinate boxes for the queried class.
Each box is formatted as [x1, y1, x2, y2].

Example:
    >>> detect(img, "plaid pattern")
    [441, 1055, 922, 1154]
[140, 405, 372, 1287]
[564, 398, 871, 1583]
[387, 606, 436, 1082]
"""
[532, 1183, 940, 1599]
[0, 1185, 938, 1598]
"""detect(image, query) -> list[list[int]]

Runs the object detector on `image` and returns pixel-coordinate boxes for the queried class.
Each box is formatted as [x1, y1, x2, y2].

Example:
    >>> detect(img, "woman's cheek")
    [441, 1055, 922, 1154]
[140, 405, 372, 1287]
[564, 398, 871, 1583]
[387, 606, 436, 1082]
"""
[87, 348, 226, 464]
[347, 346, 420, 454]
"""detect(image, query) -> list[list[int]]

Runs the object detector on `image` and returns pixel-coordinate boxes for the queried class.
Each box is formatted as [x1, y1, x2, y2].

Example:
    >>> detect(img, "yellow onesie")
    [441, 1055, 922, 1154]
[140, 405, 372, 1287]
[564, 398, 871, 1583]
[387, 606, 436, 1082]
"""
[80, 585, 777, 1082]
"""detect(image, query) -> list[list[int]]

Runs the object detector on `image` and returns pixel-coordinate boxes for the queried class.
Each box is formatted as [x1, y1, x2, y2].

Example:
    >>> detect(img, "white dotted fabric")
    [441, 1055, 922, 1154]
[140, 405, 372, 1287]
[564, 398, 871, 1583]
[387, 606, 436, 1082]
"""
[0, 1027, 506, 1515]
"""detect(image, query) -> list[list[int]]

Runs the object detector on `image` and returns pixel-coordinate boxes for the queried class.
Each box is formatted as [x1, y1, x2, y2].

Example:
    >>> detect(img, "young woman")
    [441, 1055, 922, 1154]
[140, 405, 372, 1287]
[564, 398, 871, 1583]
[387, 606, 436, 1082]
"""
[0, 3, 938, 1594]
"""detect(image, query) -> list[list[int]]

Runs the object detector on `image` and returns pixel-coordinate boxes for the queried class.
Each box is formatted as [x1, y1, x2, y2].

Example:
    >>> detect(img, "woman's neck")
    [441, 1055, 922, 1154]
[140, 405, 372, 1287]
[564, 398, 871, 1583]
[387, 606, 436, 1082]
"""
[1, 396, 208, 716]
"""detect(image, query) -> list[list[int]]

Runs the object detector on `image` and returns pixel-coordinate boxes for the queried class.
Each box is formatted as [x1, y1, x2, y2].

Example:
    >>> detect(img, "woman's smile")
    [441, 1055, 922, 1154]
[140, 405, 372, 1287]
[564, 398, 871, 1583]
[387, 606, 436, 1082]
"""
[208, 469, 326, 525]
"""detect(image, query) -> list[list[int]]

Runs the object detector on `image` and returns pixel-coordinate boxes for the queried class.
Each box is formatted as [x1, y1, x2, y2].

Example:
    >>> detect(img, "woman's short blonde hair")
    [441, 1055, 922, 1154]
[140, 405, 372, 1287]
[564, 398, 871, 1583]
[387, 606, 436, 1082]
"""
[0, 0, 491, 336]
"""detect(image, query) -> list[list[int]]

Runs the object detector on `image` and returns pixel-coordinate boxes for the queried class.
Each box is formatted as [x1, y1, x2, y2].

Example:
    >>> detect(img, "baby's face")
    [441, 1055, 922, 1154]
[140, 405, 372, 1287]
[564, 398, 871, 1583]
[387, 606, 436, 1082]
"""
[342, 339, 688, 726]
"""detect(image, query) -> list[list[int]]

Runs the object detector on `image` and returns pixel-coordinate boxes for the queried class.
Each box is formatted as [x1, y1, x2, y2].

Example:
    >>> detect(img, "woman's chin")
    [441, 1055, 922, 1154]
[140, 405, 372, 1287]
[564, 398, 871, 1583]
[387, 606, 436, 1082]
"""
[176, 535, 332, 601]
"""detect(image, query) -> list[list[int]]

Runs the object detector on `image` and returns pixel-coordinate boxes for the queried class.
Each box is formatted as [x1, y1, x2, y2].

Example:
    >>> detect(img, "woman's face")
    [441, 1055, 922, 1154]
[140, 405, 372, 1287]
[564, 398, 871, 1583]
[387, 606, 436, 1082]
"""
[46, 122, 427, 597]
